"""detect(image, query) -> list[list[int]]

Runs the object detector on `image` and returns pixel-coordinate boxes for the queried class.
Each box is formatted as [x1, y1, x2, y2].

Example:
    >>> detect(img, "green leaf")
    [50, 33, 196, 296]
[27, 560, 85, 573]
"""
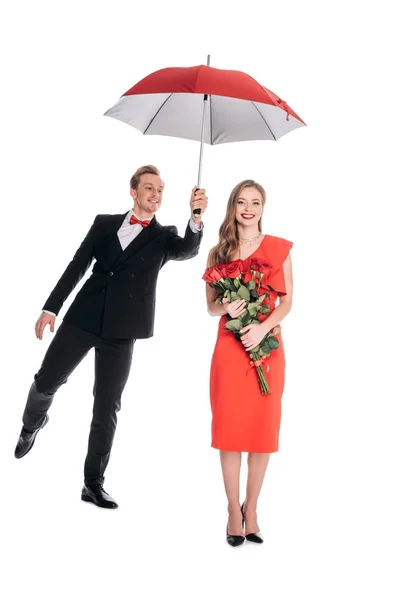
[234, 279, 240, 289]
[250, 317, 260, 325]
[247, 280, 256, 290]
[272, 327, 281, 335]
[225, 319, 243, 332]
[261, 339, 271, 352]
[247, 301, 261, 313]
[237, 286, 250, 301]
[268, 336, 280, 350]
[241, 310, 251, 326]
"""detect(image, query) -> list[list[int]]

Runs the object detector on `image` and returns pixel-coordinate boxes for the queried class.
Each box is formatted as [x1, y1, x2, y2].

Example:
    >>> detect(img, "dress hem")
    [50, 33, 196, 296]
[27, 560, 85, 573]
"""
[211, 444, 279, 454]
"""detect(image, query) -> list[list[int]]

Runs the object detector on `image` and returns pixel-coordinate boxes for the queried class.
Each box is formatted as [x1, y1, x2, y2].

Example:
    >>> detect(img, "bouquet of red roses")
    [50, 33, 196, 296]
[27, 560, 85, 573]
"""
[203, 259, 281, 394]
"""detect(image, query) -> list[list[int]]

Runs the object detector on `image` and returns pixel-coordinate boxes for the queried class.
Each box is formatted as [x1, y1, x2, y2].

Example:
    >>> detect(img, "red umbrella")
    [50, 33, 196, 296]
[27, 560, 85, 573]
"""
[105, 56, 305, 213]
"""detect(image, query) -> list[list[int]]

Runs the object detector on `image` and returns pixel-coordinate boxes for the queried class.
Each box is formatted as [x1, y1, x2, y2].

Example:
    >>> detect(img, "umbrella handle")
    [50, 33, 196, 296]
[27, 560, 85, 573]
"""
[193, 188, 201, 217]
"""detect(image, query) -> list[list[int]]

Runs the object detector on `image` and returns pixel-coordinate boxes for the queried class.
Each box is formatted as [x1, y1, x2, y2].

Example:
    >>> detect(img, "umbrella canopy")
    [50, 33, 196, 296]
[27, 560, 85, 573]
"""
[104, 65, 305, 145]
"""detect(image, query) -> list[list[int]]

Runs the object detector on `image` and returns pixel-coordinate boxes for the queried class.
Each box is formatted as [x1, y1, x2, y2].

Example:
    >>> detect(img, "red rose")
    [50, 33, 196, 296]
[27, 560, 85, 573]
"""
[216, 263, 228, 277]
[242, 270, 253, 284]
[225, 260, 244, 279]
[249, 258, 263, 272]
[202, 269, 214, 283]
[250, 259, 272, 274]
[202, 266, 225, 283]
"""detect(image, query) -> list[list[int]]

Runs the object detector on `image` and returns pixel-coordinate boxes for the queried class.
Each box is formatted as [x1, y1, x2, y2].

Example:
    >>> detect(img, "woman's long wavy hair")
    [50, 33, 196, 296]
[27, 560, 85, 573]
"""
[209, 180, 266, 266]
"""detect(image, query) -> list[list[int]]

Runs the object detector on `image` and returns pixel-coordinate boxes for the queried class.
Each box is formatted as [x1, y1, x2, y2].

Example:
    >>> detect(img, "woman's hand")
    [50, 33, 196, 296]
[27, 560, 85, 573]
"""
[240, 323, 267, 351]
[222, 297, 247, 319]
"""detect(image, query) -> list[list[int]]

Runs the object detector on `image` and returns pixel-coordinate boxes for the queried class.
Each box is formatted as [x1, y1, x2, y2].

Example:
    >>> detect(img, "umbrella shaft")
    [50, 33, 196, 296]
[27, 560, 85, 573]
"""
[197, 94, 208, 188]
[197, 55, 211, 189]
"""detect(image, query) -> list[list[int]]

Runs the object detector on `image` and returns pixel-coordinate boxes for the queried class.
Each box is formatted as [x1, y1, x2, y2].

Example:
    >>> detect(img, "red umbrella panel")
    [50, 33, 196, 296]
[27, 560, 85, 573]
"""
[105, 64, 305, 145]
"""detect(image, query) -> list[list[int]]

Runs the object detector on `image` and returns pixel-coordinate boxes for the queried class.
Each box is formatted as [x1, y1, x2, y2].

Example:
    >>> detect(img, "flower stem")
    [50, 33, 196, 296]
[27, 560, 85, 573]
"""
[256, 365, 270, 394]
[252, 350, 270, 395]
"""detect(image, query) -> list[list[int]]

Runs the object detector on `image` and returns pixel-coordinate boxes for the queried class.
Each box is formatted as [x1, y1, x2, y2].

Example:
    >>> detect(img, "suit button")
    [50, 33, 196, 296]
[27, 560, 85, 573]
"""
[140, 257, 145, 262]
[131, 274, 135, 278]
[109, 271, 114, 276]
[128, 294, 133, 298]
[101, 288, 105, 293]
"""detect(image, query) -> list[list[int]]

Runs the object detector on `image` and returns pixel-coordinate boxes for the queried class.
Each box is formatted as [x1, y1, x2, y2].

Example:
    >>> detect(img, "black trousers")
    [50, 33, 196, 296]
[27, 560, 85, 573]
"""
[22, 322, 135, 486]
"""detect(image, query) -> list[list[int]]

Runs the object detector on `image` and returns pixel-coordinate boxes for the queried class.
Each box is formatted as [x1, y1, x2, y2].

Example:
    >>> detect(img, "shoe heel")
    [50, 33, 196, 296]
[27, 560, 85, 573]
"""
[242, 502, 264, 544]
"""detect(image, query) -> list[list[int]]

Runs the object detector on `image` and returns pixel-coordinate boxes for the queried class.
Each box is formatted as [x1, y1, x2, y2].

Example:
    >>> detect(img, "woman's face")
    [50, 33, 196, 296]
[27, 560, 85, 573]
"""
[235, 186, 264, 227]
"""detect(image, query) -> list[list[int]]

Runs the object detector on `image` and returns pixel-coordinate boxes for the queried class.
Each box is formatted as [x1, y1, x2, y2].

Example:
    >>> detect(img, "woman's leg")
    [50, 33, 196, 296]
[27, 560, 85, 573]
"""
[220, 450, 244, 535]
[243, 452, 270, 534]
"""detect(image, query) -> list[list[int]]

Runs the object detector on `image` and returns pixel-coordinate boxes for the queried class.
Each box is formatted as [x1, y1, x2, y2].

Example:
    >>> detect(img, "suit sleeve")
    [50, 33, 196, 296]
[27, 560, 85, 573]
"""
[163, 220, 203, 263]
[42, 216, 99, 315]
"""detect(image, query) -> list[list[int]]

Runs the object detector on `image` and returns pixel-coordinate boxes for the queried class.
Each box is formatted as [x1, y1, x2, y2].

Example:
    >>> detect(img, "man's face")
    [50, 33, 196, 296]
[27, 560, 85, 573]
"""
[130, 174, 164, 216]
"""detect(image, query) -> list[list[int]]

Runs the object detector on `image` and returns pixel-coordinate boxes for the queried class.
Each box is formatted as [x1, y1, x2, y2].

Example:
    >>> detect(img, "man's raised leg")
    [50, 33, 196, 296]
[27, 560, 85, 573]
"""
[15, 322, 94, 458]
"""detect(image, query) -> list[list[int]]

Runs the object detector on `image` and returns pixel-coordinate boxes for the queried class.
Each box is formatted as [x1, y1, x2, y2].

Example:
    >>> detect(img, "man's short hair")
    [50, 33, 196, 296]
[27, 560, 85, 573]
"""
[130, 165, 160, 190]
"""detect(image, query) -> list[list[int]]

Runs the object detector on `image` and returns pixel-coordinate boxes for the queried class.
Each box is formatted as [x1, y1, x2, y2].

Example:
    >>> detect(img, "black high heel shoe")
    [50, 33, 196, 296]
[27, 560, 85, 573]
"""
[226, 514, 245, 547]
[241, 503, 264, 544]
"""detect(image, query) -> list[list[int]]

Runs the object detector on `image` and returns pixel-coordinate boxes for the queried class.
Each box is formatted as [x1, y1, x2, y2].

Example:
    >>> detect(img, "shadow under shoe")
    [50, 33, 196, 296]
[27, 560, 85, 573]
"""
[81, 485, 118, 509]
[241, 503, 264, 544]
[14, 414, 49, 459]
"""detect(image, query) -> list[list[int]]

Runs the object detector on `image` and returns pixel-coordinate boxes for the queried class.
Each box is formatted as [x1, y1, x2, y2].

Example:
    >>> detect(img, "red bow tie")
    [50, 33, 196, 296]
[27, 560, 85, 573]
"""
[129, 215, 151, 227]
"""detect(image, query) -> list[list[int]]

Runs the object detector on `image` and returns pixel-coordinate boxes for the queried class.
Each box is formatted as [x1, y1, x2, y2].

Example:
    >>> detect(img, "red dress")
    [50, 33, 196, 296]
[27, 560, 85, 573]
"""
[209, 235, 293, 453]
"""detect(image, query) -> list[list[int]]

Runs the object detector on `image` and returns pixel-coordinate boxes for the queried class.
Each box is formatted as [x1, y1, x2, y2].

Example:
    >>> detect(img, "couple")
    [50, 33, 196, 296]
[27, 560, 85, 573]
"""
[15, 165, 293, 547]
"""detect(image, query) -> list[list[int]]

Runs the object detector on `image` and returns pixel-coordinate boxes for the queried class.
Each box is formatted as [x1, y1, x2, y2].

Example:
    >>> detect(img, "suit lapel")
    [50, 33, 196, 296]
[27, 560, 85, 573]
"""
[114, 216, 163, 268]
[94, 213, 127, 271]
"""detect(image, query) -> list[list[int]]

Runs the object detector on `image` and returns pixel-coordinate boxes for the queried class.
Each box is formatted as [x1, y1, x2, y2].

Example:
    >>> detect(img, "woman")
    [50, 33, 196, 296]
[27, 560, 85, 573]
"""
[203, 179, 293, 547]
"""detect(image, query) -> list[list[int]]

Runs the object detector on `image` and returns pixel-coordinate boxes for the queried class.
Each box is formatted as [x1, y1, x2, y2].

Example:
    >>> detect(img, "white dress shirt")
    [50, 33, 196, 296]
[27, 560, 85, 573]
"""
[43, 211, 202, 316]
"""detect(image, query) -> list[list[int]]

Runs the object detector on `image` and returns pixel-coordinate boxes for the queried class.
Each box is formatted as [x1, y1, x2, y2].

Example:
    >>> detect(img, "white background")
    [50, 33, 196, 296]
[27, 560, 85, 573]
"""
[1, 1, 399, 598]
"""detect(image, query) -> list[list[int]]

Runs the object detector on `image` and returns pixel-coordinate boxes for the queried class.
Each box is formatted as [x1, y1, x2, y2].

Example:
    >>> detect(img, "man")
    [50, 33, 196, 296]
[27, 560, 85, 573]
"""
[14, 165, 207, 509]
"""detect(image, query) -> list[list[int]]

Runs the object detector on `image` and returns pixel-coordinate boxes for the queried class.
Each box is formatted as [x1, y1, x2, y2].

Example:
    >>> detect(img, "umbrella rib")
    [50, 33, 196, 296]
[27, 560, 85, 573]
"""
[250, 102, 277, 141]
[209, 95, 214, 145]
[143, 94, 173, 134]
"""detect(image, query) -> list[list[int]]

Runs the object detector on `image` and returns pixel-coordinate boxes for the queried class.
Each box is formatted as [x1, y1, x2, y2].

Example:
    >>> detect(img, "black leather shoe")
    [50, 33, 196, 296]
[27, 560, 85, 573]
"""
[81, 485, 118, 509]
[14, 414, 49, 459]
[241, 502, 264, 544]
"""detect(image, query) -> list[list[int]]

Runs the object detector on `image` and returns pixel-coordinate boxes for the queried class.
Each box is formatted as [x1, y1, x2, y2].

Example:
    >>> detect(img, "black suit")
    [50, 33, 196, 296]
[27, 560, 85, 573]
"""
[43, 213, 201, 338]
[22, 213, 202, 485]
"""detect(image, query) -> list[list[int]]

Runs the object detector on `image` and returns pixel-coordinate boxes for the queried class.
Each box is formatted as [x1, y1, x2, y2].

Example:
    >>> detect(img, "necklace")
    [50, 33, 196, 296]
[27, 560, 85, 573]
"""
[239, 233, 262, 244]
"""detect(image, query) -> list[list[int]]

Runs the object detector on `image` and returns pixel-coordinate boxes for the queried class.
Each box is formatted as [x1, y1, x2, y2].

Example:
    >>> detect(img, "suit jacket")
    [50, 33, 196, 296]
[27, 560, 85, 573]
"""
[42, 213, 203, 339]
